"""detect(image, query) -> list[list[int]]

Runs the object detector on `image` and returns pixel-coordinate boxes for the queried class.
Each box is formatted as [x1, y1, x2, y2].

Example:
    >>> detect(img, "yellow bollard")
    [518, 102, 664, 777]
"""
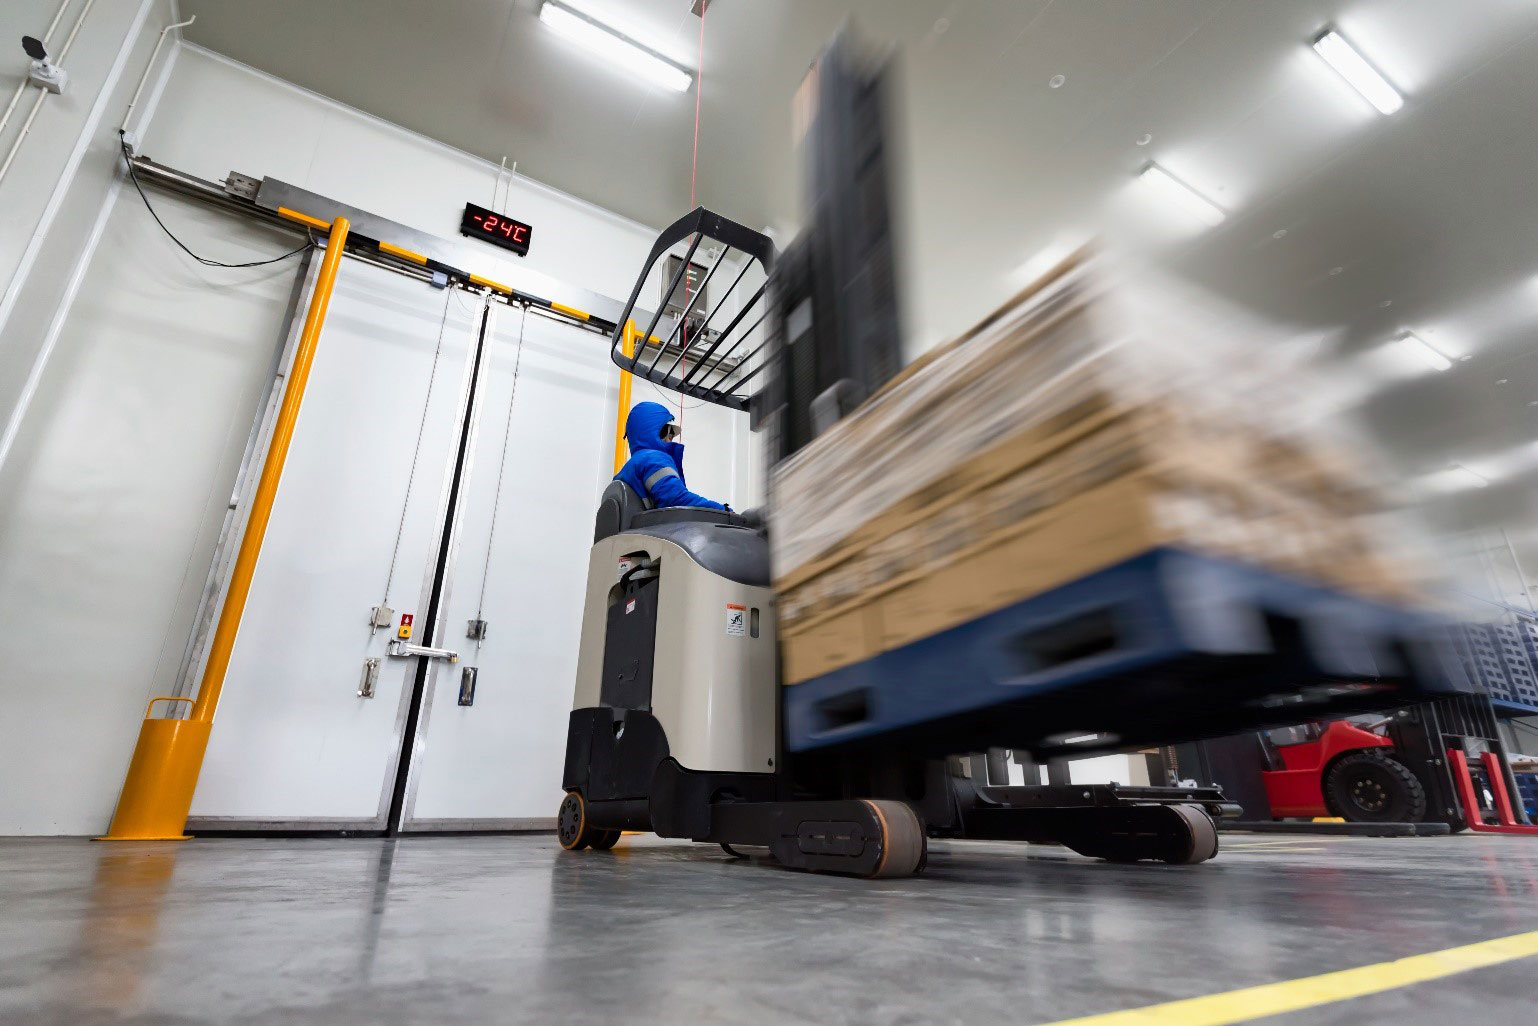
[100, 216, 351, 840]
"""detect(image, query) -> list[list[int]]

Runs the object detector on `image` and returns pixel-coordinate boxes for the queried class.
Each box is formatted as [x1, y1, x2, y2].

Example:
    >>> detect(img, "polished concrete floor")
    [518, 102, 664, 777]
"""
[2, 831, 1537, 1025]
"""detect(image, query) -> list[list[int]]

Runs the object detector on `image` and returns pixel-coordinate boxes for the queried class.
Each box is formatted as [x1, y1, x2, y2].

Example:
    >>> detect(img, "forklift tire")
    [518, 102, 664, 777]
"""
[1324, 752, 1427, 823]
[588, 829, 622, 851]
[557, 791, 595, 851]
[860, 799, 927, 879]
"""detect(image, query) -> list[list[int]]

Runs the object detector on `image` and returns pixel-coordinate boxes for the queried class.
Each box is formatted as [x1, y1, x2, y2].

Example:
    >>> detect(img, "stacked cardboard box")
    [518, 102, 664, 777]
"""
[771, 252, 1422, 685]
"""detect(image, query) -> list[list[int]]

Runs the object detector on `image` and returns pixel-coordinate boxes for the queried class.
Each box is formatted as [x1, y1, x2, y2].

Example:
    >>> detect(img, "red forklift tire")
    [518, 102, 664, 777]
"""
[1324, 752, 1427, 823]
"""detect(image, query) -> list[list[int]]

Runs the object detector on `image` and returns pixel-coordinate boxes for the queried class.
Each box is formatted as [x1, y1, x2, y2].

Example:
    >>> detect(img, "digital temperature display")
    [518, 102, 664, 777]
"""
[460, 202, 533, 256]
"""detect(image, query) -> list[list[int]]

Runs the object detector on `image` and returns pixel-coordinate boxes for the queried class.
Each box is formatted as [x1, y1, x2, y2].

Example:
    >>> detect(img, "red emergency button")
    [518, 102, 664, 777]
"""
[398, 613, 414, 640]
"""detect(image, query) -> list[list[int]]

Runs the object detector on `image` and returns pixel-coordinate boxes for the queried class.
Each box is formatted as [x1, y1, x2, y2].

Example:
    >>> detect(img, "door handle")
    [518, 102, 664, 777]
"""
[387, 640, 459, 663]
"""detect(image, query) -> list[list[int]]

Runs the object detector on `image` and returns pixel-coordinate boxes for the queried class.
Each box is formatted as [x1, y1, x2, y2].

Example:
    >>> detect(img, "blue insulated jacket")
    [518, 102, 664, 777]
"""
[614, 401, 726, 511]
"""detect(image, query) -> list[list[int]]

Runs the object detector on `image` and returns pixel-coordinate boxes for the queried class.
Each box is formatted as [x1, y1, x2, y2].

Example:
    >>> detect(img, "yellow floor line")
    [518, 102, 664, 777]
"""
[1037, 930, 1538, 1026]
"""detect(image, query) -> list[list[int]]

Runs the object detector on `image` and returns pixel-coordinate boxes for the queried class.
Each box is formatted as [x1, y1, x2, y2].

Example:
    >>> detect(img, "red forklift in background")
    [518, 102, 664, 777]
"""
[1260, 718, 1422, 821]
[1179, 695, 1538, 833]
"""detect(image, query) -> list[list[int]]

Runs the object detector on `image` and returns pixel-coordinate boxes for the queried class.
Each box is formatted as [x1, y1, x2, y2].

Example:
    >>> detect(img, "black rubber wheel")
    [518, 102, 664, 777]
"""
[1324, 752, 1427, 823]
[1163, 804, 1219, 865]
[588, 829, 622, 851]
[557, 791, 590, 850]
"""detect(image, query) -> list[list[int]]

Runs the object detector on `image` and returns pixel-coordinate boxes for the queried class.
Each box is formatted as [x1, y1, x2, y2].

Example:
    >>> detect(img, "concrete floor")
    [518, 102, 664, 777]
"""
[2, 832, 1537, 1025]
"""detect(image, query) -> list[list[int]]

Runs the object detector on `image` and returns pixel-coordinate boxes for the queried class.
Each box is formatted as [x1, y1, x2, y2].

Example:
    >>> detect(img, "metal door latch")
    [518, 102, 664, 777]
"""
[466, 619, 488, 641]
[358, 657, 380, 698]
[458, 666, 478, 706]
[369, 605, 394, 628]
[387, 640, 459, 663]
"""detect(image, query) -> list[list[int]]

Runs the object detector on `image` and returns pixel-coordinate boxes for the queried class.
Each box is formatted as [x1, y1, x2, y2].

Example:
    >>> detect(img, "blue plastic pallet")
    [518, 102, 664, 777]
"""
[784, 547, 1471, 756]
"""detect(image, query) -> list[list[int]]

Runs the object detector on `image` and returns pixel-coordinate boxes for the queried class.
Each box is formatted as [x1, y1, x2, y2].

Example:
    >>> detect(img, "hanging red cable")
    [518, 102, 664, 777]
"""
[680, 1, 706, 428]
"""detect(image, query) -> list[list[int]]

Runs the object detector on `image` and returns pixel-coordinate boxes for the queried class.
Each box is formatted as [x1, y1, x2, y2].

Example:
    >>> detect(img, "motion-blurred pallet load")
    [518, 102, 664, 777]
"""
[771, 252, 1466, 756]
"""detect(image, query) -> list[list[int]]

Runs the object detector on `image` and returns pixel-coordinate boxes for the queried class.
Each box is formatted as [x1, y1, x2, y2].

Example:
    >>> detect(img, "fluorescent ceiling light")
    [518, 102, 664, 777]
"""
[1449, 465, 1489, 489]
[1419, 464, 1490, 494]
[539, 1, 693, 93]
[1394, 330, 1452, 372]
[1137, 162, 1225, 227]
[1312, 30, 1403, 115]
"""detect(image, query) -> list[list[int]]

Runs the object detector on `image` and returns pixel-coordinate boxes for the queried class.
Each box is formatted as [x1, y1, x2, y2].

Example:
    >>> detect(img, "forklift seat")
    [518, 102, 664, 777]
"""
[594, 480, 743, 542]
[595, 480, 648, 542]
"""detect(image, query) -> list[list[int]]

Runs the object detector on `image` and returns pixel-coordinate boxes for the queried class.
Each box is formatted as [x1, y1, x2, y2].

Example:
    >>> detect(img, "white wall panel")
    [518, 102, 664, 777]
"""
[0, 194, 305, 834]
[0, 40, 757, 833]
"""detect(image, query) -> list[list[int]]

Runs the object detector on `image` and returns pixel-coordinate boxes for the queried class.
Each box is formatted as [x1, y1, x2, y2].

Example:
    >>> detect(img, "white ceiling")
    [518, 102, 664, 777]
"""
[180, 0, 1538, 586]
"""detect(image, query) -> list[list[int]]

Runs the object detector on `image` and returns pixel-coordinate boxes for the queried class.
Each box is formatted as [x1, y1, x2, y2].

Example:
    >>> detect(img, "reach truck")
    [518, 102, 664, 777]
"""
[554, 33, 1466, 877]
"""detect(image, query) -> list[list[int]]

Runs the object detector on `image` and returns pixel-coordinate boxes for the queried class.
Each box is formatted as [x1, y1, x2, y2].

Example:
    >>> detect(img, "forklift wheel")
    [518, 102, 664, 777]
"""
[1324, 752, 1427, 823]
[557, 791, 593, 851]
[859, 799, 927, 879]
[1164, 804, 1219, 865]
[588, 829, 622, 851]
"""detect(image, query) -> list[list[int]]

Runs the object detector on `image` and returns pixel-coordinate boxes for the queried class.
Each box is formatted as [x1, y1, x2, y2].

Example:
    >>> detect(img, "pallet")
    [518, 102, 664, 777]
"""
[782, 547, 1472, 758]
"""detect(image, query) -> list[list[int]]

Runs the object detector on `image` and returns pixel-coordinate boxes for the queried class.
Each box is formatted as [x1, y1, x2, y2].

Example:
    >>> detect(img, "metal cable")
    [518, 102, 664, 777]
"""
[472, 304, 530, 645]
[378, 287, 458, 609]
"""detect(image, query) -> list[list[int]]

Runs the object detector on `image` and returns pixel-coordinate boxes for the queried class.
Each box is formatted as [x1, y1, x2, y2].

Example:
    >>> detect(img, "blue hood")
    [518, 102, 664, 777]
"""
[625, 401, 685, 466]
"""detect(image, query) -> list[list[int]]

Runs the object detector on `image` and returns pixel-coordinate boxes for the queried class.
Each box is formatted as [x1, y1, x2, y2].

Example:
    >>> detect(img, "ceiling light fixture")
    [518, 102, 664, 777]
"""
[1449, 464, 1489, 489]
[1136, 162, 1226, 227]
[539, 1, 693, 93]
[1393, 330, 1452, 372]
[1312, 29, 1403, 115]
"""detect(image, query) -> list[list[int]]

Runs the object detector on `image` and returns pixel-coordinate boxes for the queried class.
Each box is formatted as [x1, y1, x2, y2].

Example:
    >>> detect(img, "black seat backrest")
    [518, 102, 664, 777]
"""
[595, 480, 649, 542]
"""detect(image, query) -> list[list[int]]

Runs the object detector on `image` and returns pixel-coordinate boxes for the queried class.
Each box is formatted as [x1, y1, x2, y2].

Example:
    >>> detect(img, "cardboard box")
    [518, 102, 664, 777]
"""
[772, 252, 1421, 684]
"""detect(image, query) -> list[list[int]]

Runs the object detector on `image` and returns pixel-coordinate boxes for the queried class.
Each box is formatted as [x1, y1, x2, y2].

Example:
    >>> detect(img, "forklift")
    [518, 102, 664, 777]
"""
[1186, 694, 1538, 833]
[554, 33, 1455, 877]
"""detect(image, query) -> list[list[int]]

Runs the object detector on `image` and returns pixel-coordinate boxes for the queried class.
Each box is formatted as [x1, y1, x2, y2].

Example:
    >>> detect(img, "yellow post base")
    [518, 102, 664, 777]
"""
[98, 716, 213, 841]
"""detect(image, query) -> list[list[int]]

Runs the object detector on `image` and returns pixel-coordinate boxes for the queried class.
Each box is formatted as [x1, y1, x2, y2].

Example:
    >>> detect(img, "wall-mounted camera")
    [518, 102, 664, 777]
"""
[23, 35, 68, 95]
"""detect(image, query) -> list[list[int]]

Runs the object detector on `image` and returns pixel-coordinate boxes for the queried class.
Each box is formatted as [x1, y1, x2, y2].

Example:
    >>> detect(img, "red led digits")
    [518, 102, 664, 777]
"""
[461, 203, 531, 255]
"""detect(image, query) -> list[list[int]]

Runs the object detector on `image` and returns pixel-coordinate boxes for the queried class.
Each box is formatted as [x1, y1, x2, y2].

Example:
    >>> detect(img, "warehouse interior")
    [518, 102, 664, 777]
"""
[4, 1, 1538, 1023]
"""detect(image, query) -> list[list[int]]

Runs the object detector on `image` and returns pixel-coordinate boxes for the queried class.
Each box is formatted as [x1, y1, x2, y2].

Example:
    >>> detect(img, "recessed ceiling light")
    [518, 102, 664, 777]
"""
[539, 0, 693, 93]
[1136, 162, 1225, 227]
[1497, 378, 1509, 385]
[1049, 74, 1066, 89]
[1135, 133, 1152, 146]
[1272, 229, 1288, 239]
[1312, 29, 1403, 115]
[1379, 299, 1393, 308]
[1393, 330, 1452, 372]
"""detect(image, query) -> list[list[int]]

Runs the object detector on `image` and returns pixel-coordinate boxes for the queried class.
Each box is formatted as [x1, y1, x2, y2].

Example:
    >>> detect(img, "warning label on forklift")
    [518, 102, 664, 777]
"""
[725, 603, 747, 637]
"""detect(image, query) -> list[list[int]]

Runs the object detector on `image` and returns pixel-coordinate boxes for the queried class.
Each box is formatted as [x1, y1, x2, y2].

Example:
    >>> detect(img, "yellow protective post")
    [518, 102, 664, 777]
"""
[612, 319, 637, 474]
[101, 216, 352, 841]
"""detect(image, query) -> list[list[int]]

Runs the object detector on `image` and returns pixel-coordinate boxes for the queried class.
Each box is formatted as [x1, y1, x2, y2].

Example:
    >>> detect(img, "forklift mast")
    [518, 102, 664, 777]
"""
[602, 30, 903, 472]
[760, 30, 905, 464]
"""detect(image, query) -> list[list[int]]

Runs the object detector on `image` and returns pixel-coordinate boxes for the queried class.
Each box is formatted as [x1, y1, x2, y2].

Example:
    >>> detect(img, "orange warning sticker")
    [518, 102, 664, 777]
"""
[725, 603, 746, 637]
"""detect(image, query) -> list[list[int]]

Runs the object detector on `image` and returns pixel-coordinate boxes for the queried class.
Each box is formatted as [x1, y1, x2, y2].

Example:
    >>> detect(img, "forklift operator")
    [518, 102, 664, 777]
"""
[615, 401, 730, 512]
